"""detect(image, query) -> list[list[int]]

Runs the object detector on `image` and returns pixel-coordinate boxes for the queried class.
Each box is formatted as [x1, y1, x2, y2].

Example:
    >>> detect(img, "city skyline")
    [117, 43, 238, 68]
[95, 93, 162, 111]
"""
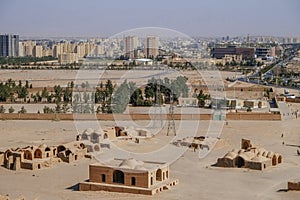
[0, 0, 300, 38]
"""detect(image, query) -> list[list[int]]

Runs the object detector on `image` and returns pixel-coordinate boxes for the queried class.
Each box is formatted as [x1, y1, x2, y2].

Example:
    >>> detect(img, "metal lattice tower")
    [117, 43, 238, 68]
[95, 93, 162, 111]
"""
[152, 66, 163, 128]
[167, 94, 176, 136]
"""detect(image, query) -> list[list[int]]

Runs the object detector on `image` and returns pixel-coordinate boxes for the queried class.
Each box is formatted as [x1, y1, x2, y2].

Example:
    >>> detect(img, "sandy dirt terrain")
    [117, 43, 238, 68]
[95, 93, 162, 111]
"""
[0, 119, 299, 200]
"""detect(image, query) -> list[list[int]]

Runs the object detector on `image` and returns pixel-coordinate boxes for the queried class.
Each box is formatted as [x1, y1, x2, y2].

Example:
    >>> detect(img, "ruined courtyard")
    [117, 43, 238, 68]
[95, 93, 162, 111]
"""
[0, 119, 299, 200]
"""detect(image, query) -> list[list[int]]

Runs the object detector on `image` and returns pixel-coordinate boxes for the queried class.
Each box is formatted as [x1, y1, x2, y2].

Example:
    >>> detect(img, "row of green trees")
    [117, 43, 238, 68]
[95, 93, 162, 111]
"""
[0, 76, 192, 114]
[0, 56, 56, 65]
[0, 79, 32, 102]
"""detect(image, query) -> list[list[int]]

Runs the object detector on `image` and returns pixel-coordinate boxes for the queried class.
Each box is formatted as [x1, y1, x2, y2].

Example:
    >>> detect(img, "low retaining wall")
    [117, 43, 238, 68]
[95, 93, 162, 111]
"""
[226, 113, 282, 120]
[0, 113, 281, 121]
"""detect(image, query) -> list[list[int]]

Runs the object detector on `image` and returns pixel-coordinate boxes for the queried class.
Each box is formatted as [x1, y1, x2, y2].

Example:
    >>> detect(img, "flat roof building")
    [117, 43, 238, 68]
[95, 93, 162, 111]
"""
[79, 158, 178, 195]
[0, 34, 19, 57]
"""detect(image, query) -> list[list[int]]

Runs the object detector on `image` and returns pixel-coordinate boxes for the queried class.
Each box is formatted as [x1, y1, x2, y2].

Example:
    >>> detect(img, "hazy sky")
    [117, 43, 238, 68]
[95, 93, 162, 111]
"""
[0, 0, 299, 37]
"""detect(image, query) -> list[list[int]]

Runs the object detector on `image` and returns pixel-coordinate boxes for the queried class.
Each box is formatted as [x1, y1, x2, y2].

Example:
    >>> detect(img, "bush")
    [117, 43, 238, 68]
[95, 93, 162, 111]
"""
[8, 106, 14, 113]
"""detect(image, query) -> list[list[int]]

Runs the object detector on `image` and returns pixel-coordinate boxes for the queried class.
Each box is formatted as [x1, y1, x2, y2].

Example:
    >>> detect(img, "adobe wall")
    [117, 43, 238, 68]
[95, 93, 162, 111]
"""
[226, 113, 281, 120]
[21, 162, 34, 170]
[79, 182, 154, 195]
[287, 98, 300, 103]
[217, 158, 235, 167]
[89, 165, 149, 188]
[0, 153, 4, 165]
[288, 181, 300, 191]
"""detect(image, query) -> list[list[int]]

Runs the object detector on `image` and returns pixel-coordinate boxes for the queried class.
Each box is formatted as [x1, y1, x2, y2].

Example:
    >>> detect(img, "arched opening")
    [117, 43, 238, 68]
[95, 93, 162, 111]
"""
[34, 149, 42, 159]
[166, 170, 169, 179]
[115, 126, 125, 137]
[23, 150, 32, 160]
[53, 149, 56, 156]
[103, 133, 108, 139]
[101, 174, 106, 182]
[163, 172, 165, 180]
[113, 170, 124, 184]
[82, 133, 88, 140]
[278, 155, 282, 164]
[156, 169, 162, 181]
[76, 135, 80, 141]
[57, 145, 66, 153]
[151, 177, 153, 185]
[80, 143, 85, 149]
[45, 147, 50, 157]
[65, 150, 72, 157]
[131, 177, 136, 186]
[37, 164, 41, 169]
[91, 133, 99, 143]
[236, 156, 245, 168]
[272, 155, 277, 166]
[94, 145, 100, 152]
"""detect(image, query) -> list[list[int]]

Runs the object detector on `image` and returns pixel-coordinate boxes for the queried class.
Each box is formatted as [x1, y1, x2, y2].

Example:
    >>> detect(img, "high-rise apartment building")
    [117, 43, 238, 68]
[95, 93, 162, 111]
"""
[145, 36, 158, 59]
[123, 36, 137, 59]
[33, 45, 43, 58]
[0, 34, 19, 57]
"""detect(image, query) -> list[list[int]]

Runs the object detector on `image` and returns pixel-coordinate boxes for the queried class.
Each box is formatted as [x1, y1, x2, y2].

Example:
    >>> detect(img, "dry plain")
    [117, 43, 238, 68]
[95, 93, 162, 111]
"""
[0, 119, 299, 200]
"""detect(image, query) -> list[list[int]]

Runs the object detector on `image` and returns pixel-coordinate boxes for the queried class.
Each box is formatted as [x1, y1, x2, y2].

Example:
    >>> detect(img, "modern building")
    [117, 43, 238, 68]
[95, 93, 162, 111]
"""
[33, 45, 43, 58]
[79, 158, 178, 195]
[255, 47, 272, 58]
[123, 36, 137, 59]
[0, 34, 19, 57]
[58, 52, 78, 64]
[145, 36, 159, 59]
[212, 47, 255, 60]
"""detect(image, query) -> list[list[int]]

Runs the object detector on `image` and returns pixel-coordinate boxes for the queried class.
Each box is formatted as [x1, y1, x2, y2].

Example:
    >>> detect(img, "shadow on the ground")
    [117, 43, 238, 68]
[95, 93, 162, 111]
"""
[66, 179, 89, 191]
[277, 189, 288, 192]
[66, 183, 80, 191]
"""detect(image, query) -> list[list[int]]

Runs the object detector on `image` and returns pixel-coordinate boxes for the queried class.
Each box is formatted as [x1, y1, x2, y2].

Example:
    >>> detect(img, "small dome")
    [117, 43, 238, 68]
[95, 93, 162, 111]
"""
[231, 149, 239, 153]
[38, 143, 47, 149]
[267, 152, 274, 158]
[257, 148, 267, 154]
[238, 149, 245, 154]
[119, 158, 144, 169]
[84, 128, 94, 135]
[243, 151, 256, 160]
[251, 156, 263, 162]
[225, 152, 238, 159]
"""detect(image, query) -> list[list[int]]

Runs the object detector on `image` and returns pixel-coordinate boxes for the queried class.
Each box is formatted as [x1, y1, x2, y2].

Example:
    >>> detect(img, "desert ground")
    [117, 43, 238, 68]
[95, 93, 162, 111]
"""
[0, 69, 299, 199]
[0, 118, 299, 200]
[0, 69, 236, 88]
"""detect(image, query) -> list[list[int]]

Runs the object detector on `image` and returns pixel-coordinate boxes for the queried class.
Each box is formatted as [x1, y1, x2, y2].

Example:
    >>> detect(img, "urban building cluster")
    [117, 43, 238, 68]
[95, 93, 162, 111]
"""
[2, 34, 299, 66]
[0, 34, 160, 64]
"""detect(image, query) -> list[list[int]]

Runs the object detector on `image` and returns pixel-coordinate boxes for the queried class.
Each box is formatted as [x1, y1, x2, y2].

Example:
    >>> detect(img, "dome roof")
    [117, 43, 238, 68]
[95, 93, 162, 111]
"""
[119, 158, 144, 169]
[231, 149, 239, 153]
[243, 151, 256, 160]
[225, 152, 238, 159]
[257, 148, 267, 154]
[266, 152, 274, 158]
[84, 128, 94, 135]
[38, 143, 47, 149]
[238, 149, 245, 154]
[251, 155, 268, 162]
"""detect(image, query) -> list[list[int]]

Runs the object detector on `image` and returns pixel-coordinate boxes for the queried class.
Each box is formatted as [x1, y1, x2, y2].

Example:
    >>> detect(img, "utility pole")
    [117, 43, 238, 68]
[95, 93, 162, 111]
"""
[167, 93, 176, 136]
